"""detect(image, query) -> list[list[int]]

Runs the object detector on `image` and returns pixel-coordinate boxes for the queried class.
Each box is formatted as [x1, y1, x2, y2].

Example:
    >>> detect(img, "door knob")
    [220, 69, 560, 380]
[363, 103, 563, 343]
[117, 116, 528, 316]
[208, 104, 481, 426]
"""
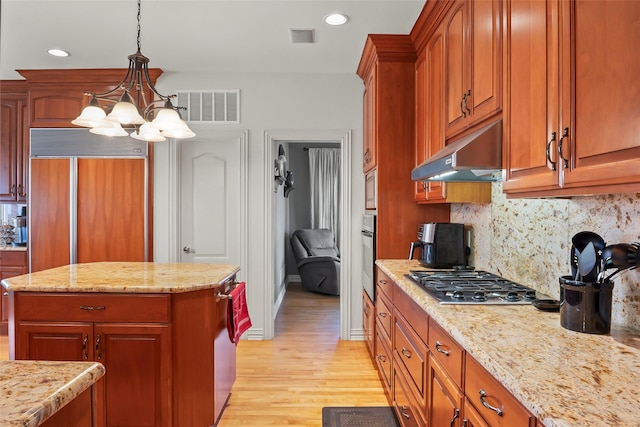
[183, 246, 195, 254]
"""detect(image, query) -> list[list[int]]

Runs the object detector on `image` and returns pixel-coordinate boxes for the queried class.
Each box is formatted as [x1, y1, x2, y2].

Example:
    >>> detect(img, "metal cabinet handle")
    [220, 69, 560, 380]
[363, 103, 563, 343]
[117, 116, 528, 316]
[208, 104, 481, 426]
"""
[377, 312, 387, 318]
[464, 89, 471, 115]
[377, 354, 386, 363]
[421, 181, 427, 191]
[479, 389, 504, 416]
[400, 405, 411, 419]
[435, 340, 450, 356]
[10, 184, 17, 198]
[460, 93, 467, 118]
[450, 408, 460, 427]
[557, 127, 570, 168]
[17, 184, 26, 198]
[401, 347, 412, 359]
[379, 279, 387, 285]
[95, 334, 102, 361]
[546, 131, 557, 171]
[80, 305, 106, 311]
[183, 246, 195, 254]
[82, 334, 89, 360]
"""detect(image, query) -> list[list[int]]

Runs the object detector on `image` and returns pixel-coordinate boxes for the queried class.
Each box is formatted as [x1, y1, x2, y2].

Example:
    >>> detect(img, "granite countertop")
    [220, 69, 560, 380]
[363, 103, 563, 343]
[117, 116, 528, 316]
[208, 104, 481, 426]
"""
[1, 262, 240, 293]
[0, 246, 27, 252]
[377, 259, 640, 427]
[0, 360, 105, 427]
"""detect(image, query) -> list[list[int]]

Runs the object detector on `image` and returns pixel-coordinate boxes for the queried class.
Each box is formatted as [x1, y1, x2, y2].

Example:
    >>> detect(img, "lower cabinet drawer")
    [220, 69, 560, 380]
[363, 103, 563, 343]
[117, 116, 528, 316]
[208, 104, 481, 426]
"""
[428, 317, 464, 387]
[376, 292, 393, 339]
[375, 325, 392, 391]
[14, 293, 171, 323]
[393, 363, 426, 427]
[394, 313, 428, 404]
[465, 355, 535, 427]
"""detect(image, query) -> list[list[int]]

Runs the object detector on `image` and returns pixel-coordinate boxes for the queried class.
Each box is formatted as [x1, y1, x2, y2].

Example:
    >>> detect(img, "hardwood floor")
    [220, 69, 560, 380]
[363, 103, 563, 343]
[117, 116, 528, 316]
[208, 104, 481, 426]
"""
[0, 282, 388, 425]
[217, 282, 388, 426]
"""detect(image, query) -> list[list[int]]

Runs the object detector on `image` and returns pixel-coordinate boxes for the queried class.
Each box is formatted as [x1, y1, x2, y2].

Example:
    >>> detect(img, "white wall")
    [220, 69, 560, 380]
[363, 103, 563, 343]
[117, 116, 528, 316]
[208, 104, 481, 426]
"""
[152, 71, 365, 340]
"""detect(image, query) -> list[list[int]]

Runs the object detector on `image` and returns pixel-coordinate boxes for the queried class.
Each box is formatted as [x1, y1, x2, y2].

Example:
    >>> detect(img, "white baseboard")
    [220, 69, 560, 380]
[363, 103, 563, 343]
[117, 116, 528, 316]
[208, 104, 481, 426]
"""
[350, 328, 365, 341]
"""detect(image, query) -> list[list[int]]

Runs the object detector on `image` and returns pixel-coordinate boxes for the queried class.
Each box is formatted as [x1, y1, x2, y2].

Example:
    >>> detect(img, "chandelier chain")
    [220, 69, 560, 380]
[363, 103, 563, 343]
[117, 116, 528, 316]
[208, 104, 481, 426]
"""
[136, 0, 142, 52]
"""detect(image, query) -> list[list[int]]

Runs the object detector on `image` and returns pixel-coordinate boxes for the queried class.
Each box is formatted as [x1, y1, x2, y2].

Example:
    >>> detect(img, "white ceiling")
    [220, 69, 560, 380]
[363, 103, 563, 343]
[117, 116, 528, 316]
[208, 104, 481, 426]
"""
[0, 0, 426, 80]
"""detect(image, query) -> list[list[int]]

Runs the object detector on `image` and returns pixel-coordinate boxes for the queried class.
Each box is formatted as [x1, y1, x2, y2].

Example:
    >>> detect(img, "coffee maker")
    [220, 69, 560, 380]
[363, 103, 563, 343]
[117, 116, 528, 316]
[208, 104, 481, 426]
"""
[408, 223, 468, 268]
[12, 206, 27, 247]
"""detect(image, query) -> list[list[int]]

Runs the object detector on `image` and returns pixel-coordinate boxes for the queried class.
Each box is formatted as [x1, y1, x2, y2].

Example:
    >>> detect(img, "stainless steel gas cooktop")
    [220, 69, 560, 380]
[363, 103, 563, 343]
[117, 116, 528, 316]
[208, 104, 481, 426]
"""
[406, 270, 550, 305]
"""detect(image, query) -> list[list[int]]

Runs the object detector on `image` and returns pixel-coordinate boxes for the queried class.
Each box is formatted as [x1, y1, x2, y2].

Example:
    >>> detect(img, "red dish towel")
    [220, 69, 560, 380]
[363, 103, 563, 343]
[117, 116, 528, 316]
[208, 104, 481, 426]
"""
[227, 282, 252, 345]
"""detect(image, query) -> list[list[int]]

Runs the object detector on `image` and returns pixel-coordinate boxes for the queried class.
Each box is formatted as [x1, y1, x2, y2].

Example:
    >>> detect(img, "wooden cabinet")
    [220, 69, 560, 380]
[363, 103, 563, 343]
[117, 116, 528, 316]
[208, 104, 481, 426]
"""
[414, 18, 492, 205]
[358, 34, 450, 258]
[0, 250, 28, 334]
[503, 0, 640, 197]
[444, 0, 502, 138]
[10, 282, 236, 427]
[0, 81, 29, 203]
[428, 354, 463, 427]
[465, 355, 536, 427]
[463, 399, 491, 427]
[363, 290, 375, 357]
[30, 158, 148, 272]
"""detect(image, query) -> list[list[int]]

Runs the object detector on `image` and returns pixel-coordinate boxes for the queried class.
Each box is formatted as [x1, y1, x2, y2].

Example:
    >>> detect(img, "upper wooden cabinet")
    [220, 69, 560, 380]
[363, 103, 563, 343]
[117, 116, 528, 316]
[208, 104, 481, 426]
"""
[413, 4, 492, 205]
[502, 0, 640, 197]
[17, 69, 162, 128]
[444, 0, 502, 138]
[0, 81, 29, 203]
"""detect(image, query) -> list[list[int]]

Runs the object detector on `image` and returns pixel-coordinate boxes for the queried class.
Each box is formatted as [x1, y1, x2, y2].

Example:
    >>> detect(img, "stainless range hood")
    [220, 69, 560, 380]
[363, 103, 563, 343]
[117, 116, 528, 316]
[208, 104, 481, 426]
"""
[411, 119, 503, 182]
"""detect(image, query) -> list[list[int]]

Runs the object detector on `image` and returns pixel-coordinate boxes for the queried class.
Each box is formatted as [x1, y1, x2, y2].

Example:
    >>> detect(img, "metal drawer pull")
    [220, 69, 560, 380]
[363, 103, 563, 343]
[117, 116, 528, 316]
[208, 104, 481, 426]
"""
[546, 131, 557, 171]
[479, 389, 504, 416]
[400, 405, 410, 419]
[401, 347, 412, 358]
[82, 334, 89, 360]
[377, 354, 386, 363]
[558, 127, 570, 168]
[450, 408, 460, 427]
[378, 312, 387, 318]
[216, 292, 232, 300]
[80, 305, 106, 310]
[95, 334, 102, 361]
[379, 279, 387, 285]
[435, 340, 450, 356]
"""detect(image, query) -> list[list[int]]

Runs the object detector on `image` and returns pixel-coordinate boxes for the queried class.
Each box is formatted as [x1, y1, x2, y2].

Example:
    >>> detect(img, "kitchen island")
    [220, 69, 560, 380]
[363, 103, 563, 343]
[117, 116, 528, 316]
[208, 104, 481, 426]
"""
[0, 360, 104, 427]
[2, 261, 241, 427]
[376, 259, 640, 427]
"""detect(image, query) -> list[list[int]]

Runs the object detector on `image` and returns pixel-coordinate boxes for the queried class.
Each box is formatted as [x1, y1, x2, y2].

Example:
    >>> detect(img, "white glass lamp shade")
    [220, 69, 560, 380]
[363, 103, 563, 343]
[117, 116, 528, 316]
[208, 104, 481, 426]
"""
[72, 104, 107, 127]
[131, 123, 166, 142]
[90, 122, 128, 137]
[106, 92, 145, 125]
[161, 122, 196, 139]
[149, 107, 184, 131]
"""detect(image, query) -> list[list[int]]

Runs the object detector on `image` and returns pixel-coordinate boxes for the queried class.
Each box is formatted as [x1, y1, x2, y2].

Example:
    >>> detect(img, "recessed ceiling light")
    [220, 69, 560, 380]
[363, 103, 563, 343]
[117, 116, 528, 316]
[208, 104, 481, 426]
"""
[324, 13, 349, 26]
[48, 48, 70, 57]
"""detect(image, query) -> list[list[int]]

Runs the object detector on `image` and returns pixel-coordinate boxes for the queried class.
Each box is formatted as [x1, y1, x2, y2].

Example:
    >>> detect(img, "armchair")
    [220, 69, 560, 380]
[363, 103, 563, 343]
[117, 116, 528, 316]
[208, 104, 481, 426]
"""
[290, 229, 340, 296]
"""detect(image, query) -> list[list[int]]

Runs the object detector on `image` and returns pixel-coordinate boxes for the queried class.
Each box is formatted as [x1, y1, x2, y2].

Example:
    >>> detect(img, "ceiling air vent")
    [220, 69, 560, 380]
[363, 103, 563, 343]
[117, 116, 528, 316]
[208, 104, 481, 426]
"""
[175, 90, 240, 124]
[289, 29, 315, 44]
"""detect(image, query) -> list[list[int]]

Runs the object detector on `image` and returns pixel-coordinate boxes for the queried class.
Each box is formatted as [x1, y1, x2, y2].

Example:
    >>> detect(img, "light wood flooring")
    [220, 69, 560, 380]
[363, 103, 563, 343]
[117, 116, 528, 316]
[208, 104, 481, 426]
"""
[0, 282, 387, 426]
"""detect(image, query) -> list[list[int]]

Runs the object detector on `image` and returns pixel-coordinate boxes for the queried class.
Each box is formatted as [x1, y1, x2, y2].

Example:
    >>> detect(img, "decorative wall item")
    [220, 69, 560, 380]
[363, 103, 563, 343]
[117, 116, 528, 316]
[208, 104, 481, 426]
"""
[274, 144, 295, 197]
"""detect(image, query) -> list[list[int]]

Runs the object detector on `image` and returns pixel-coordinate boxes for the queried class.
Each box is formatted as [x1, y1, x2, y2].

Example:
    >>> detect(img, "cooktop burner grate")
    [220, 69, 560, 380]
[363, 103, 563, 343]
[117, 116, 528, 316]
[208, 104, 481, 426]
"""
[406, 270, 548, 305]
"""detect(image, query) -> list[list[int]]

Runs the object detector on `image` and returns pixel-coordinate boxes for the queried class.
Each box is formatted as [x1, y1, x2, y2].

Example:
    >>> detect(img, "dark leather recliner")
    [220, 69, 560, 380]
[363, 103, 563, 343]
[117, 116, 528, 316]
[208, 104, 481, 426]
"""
[290, 229, 340, 296]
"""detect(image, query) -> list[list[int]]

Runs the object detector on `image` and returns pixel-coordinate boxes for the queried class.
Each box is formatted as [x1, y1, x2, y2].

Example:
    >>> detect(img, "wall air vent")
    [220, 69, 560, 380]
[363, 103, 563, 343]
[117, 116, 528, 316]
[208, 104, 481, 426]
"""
[175, 90, 240, 124]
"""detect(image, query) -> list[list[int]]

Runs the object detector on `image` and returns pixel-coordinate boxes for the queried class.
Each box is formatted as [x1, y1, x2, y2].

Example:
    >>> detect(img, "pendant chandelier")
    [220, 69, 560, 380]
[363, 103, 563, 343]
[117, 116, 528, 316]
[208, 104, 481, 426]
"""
[72, 0, 194, 142]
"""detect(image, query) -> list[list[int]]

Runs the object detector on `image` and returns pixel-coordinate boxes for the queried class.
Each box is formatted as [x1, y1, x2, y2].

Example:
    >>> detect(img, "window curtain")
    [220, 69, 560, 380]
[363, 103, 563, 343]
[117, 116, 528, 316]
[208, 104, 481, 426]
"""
[308, 148, 341, 249]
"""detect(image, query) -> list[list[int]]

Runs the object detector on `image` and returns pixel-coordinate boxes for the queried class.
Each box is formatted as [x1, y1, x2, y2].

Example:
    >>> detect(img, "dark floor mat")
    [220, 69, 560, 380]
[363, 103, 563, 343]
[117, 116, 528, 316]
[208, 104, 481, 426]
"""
[322, 406, 400, 427]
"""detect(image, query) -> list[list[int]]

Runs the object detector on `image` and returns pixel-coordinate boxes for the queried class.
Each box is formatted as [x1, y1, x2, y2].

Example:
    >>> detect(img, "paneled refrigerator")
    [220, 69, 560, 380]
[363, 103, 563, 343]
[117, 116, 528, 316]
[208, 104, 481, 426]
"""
[29, 128, 151, 272]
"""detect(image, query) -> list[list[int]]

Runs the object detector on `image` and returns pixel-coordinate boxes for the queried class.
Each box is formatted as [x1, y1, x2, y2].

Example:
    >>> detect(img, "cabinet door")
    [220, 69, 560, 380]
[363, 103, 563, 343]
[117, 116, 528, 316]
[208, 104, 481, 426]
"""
[1, 266, 27, 331]
[363, 70, 377, 173]
[502, 0, 561, 193]
[414, 51, 428, 203]
[562, 0, 640, 190]
[30, 158, 72, 272]
[95, 323, 171, 427]
[463, 398, 490, 427]
[16, 322, 93, 361]
[0, 94, 27, 202]
[363, 290, 375, 357]
[445, 0, 469, 136]
[429, 354, 463, 427]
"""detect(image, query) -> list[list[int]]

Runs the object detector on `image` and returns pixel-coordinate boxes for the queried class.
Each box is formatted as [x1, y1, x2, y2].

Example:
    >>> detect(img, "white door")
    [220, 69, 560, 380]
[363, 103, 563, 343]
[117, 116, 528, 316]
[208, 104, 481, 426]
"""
[179, 132, 246, 268]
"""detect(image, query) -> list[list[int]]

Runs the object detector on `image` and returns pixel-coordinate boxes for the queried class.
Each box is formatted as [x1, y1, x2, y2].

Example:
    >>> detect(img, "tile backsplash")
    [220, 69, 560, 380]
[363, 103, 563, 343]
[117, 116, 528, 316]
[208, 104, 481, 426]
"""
[451, 183, 640, 330]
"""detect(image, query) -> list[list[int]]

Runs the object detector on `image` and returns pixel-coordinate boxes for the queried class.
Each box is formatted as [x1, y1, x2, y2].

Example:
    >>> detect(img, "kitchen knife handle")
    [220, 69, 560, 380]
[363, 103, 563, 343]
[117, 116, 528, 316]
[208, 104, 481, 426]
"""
[546, 131, 557, 171]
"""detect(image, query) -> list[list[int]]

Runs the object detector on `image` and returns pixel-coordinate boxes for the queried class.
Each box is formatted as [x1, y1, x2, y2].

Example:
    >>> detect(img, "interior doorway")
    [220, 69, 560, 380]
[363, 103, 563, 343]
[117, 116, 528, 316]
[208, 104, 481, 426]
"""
[263, 130, 352, 340]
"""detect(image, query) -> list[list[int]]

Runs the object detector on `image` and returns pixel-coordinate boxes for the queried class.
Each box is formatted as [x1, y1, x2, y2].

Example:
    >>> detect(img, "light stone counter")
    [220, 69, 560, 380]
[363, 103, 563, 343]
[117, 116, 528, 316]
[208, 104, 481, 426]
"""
[0, 360, 105, 427]
[0, 246, 27, 252]
[1, 262, 240, 293]
[377, 259, 640, 427]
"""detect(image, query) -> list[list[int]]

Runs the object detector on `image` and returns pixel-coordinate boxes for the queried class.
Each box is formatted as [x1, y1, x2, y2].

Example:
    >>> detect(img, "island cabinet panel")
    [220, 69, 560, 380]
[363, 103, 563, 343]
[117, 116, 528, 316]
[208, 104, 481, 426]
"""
[41, 387, 94, 427]
[0, 250, 28, 333]
[10, 283, 235, 427]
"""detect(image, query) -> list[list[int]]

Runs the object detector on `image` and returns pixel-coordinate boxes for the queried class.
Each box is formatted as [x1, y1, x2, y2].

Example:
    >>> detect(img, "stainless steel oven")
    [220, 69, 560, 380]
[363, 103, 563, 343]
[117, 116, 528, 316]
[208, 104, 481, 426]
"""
[361, 213, 376, 301]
